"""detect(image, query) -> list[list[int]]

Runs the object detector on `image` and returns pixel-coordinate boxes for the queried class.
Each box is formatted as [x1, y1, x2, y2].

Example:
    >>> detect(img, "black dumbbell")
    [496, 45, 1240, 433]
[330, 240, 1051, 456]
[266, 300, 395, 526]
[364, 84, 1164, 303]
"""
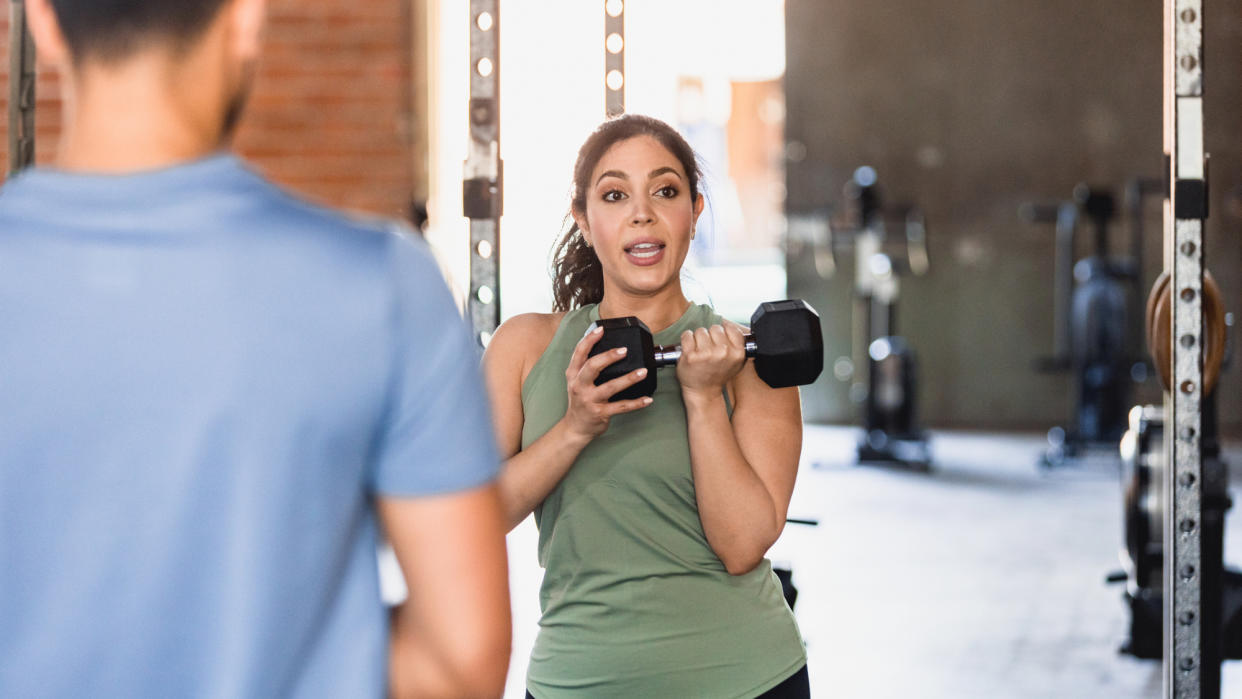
[586, 299, 824, 401]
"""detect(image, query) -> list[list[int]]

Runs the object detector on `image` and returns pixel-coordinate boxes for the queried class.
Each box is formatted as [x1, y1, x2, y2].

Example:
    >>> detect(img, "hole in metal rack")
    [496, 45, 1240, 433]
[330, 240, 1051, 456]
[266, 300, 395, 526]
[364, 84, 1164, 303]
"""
[605, 0, 624, 18]
[606, 33, 625, 54]
[1181, 564, 1196, 581]
[1180, 241, 1197, 256]
[1180, 380, 1196, 394]
[606, 70, 625, 91]
[1180, 471, 1196, 487]
[477, 285, 495, 305]
[1180, 334, 1196, 348]
[1180, 657, 1196, 672]
[477, 58, 494, 77]
[1180, 287, 1196, 302]
[1180, 610, 1197, 626]
[476, 11, 494, 31]
[1180, 518, 1197, 533]
[1180, 426, 1197, 441]
[477, 240, 493, 259]
[1181, 8, 1197, 23]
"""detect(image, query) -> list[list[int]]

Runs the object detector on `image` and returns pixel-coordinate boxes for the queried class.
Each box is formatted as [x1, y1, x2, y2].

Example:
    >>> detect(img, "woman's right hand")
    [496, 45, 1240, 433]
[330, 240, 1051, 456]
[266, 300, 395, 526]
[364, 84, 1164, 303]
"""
[562, 325, 653, 442]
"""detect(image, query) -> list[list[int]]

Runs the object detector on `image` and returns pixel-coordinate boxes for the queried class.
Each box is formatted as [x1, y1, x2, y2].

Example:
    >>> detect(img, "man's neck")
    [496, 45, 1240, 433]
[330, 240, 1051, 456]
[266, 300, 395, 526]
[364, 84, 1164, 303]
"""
[55, 55, 227, 174]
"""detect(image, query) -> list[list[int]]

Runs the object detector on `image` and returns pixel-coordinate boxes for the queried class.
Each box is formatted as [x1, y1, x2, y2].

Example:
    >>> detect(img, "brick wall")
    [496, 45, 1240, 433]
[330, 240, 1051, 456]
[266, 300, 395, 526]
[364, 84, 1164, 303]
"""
[0, 0, 415, 220]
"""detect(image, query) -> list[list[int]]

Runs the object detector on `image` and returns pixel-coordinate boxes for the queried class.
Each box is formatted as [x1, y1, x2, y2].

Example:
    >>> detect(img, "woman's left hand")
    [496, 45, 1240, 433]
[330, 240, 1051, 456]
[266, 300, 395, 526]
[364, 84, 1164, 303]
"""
[676, 322, 748, 401]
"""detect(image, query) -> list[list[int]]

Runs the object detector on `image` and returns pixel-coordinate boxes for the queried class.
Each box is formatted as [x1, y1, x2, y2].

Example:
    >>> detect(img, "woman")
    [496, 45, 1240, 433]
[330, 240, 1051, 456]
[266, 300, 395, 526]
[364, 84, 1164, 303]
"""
[484, 114, 808, 698]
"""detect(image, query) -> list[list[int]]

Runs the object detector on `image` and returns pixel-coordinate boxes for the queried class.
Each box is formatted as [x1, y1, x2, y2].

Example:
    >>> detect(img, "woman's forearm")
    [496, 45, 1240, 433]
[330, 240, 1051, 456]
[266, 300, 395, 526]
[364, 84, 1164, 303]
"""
[496, 418, 592, 531]
[683, 391, 783, 574]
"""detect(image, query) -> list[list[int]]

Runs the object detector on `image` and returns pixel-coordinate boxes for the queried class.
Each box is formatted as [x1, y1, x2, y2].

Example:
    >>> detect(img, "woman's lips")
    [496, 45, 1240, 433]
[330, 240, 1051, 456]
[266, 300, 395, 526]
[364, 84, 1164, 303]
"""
[624, 242, 665, 267]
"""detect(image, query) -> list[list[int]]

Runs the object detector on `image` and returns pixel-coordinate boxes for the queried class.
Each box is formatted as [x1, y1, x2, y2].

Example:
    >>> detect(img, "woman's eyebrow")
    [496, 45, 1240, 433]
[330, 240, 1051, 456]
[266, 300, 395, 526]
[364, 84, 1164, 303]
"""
[595, 170, 627, 185]
[595, 167, 684, 186]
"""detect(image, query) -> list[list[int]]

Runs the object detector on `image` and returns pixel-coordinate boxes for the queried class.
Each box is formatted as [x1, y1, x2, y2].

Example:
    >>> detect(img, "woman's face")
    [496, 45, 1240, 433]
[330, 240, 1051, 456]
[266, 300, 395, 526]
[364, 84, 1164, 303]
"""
[575, 135, 704, 301]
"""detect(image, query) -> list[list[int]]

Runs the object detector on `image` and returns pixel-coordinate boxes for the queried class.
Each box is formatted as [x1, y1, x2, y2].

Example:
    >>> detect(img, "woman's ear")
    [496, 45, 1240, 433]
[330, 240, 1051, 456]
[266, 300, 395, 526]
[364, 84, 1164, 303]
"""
[572, 209, 592, 247]
[692, 193, 705, 233]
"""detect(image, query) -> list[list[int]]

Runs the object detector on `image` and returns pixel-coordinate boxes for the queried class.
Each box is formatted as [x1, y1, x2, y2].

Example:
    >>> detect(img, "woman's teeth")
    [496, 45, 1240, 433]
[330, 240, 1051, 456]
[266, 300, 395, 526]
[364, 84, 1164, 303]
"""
[627, 243, 663, 258]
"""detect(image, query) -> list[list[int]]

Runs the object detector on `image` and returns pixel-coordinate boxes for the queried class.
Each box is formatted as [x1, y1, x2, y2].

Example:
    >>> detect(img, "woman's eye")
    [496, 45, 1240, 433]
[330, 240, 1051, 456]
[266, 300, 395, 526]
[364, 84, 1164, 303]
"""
[601, 189, 626, 203]
[655, 185, 679, 198]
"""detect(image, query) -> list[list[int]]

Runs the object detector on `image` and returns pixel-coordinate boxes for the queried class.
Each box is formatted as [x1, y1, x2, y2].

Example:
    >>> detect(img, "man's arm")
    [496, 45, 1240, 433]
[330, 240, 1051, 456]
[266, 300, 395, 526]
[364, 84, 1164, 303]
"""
[378, 484, 511, 699]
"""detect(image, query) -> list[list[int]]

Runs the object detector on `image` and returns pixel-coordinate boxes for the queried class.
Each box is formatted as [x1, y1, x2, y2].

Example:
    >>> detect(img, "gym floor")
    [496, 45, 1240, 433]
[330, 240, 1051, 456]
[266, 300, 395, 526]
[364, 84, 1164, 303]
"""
[503, 426, 1242, 698]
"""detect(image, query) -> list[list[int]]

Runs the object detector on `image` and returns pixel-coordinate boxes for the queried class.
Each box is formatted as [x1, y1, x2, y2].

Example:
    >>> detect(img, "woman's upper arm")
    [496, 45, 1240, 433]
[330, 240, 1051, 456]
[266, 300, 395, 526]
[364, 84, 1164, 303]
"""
[729, 361, 804, 523]
[481, 313, 556, 459]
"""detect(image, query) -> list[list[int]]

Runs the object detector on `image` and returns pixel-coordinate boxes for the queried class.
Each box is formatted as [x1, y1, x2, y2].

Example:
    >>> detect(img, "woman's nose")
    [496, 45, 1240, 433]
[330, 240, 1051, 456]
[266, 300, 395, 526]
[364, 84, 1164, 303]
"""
[630, 199, 655, 225]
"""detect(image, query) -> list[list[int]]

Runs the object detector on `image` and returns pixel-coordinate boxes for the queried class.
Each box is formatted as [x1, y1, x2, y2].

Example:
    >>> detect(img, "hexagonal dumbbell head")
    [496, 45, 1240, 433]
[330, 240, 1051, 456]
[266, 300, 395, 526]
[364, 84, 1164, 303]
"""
[587, 317, 658, 401]
[749, 300, 824, 388]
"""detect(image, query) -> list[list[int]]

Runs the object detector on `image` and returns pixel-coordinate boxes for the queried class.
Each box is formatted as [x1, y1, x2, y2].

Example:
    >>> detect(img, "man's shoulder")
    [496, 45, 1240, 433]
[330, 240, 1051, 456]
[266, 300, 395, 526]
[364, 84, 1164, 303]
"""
[242, 169, 407, 247]
[236, 166, 440, 273]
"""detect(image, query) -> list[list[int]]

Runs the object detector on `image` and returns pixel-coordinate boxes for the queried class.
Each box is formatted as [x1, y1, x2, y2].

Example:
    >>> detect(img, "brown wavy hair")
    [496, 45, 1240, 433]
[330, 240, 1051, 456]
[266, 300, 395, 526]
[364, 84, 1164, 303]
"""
[550, 114, 703, 312]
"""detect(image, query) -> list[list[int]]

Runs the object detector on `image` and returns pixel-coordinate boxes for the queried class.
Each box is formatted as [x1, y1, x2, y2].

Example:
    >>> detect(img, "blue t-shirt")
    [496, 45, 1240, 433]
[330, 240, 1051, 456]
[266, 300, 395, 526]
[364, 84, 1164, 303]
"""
[0, 154, 499, 697]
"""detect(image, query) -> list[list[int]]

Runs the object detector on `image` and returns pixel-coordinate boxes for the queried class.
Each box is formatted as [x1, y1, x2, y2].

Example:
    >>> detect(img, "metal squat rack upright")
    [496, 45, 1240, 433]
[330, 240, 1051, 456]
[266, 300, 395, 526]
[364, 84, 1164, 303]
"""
[604, 0, 625, 117]
[465, 0, 502, 348]
[8, 0, 36, 175]
[1163, 0, 1210, 696]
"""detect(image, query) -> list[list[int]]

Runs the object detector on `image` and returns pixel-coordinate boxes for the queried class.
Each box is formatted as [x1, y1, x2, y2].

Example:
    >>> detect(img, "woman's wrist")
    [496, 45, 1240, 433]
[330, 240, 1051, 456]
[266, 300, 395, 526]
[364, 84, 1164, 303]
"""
[554, 415, 597, 451]
[680, 385, 726, 413]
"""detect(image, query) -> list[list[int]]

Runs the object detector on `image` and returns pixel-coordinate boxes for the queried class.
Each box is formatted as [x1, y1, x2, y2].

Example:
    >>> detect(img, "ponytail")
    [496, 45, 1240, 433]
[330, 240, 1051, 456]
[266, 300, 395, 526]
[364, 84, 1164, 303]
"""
[550, 221, 604, 312]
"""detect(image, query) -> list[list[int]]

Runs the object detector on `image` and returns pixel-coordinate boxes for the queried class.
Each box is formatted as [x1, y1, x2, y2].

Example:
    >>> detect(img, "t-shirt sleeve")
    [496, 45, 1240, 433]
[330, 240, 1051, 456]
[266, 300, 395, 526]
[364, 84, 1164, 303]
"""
[369, 229, 500, 496]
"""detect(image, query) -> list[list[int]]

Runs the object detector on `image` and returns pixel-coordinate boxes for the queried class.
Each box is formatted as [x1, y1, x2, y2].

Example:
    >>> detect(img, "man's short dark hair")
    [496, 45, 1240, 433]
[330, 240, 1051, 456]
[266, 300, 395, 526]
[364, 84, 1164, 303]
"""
[50, 0, 233, 62]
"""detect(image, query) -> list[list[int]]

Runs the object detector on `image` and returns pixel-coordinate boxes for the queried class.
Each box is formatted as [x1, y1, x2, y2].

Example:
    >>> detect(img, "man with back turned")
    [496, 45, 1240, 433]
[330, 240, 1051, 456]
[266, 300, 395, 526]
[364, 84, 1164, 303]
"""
[0, 1, 511, 697]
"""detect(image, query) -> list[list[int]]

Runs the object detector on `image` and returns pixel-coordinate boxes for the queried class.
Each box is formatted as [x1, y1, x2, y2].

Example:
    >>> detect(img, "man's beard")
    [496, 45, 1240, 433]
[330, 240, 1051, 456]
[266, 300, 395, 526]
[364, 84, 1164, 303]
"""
[219, 60, 256, 144]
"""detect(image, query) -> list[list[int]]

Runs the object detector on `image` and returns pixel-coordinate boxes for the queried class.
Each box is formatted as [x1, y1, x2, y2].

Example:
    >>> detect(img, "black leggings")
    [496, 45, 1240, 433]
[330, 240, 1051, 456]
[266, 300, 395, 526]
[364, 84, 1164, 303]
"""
[524, 664, 810, 699]
[756, 665, 810, 698]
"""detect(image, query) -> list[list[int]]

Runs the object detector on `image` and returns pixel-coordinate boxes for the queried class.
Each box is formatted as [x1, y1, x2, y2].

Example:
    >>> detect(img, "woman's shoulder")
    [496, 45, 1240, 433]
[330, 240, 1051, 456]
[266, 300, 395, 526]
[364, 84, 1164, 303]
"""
[484, 311, 569, 384]
[490, 312, 565, 357]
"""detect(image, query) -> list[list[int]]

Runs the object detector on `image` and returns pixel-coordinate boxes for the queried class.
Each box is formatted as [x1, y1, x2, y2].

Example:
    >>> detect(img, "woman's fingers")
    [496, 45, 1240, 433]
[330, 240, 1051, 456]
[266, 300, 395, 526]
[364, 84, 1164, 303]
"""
[709, 324, 730, 355]
[597, 366, 650, 401]
[723, 321, 746, 349]
[680, 328, 697, 355]
[565, 325, 605, 379]
[579, 346, 630, 384]
[602, 394, 654, 416]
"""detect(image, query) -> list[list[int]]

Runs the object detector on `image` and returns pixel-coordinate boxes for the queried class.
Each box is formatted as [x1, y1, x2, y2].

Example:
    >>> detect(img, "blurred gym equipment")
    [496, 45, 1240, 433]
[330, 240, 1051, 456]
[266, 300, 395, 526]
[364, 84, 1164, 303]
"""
[815, 166, 931, 470]
[1111, 399, 1242, 671]
[1108, 271, 1236, 695]
[1022, 184, 1145, 467]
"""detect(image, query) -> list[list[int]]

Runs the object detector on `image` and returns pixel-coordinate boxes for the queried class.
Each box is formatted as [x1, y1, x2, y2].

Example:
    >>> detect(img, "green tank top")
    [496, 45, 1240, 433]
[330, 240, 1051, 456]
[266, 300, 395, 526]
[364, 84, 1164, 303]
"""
[521, 303, 806, 699]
